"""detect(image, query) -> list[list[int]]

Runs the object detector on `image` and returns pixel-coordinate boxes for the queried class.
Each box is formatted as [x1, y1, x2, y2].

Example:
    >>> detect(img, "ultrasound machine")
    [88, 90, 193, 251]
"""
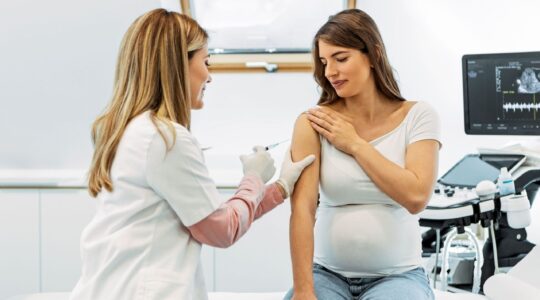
[419, 51, 540, 294]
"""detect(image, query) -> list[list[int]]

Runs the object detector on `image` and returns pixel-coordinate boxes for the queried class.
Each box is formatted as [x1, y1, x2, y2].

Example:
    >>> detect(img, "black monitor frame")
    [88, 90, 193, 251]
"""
[462, 51, 540, 135]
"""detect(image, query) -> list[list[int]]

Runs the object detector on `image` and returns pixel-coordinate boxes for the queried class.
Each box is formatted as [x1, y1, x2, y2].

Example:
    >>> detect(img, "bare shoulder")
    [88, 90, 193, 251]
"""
[293, 113, 318, 141]
[294, 112, 315, 133]
[406, 100, 438, 117]
[405, 100, 417, 107]
[292, 113, 320, 160]
[320, 102, 342, 113]
[402, 100, 418, 111]
[396, 100, 420, 118]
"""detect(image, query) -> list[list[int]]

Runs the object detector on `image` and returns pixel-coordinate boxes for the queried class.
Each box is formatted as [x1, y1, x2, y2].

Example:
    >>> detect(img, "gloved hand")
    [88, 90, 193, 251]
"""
[239, 146, 276, 183]
[276, 147, 316, 198]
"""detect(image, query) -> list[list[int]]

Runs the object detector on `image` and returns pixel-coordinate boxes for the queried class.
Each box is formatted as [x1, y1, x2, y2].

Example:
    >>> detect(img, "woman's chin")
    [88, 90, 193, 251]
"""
[335, 90, 353, 98]
[192, 100, 204, 110]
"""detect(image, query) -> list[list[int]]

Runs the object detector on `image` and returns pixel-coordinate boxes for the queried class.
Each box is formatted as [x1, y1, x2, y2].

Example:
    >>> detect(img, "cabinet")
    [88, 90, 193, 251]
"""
[0, 190, 40, 299]
[214, 189, 292, 292]
[201, 243, 215, 291]
[40, 189, 96, 292]
[37, 189, 217, 293]
[0, 187, 291, 298]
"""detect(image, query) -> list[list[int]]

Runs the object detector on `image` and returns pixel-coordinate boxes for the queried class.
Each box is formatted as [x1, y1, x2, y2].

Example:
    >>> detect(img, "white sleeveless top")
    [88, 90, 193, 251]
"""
[314, 101, 441, 277]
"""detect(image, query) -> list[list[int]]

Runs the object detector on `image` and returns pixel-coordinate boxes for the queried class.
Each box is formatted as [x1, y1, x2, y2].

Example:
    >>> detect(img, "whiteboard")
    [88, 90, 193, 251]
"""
[0, 0, 158, 170]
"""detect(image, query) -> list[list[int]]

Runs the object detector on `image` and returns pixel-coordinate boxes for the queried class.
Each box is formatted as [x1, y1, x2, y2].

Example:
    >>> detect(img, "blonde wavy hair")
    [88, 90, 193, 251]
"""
[88, 9, 208, 197]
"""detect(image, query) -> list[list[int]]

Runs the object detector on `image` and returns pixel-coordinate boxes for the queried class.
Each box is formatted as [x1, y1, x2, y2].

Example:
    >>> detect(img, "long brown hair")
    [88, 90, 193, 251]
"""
[88, 9, 208, 197]
[313, 9, 404, 105]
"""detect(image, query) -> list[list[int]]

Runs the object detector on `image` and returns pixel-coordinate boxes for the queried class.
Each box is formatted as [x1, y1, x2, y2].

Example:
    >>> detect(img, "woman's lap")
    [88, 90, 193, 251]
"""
[284, 265, 434, 300]
[359, 267, 434, 300]
[283, 264, 351, 300]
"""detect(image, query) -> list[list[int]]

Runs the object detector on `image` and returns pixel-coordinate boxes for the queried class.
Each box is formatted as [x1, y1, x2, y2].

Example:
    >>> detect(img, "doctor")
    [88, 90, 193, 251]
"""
[70, 9, 314, 300]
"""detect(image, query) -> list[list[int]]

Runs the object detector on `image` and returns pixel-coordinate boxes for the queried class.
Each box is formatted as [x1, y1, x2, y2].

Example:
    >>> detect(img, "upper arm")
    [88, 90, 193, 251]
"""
[405, 102, 442, 196]
[405, 140, 439, 195]
[290, 113, 321, 215]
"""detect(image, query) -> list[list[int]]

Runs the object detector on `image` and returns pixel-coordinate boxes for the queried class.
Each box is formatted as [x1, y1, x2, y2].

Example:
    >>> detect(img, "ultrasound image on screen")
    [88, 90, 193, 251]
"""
[517, 67, 540, 93]
[463, 52, 540, 135]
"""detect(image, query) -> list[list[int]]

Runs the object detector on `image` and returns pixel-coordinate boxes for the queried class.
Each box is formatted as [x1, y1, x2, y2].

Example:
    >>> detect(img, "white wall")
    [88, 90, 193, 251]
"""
[4, 0, 540, 174]
[356, 0, 540, 172]
[0, 0, 158, 169]
[191, 73, 318, 181]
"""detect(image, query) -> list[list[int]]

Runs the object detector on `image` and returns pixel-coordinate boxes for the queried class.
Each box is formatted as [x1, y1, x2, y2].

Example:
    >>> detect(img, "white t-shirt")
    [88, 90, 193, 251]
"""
[71, 111, 222, 300]
[314, 101, 441, 277]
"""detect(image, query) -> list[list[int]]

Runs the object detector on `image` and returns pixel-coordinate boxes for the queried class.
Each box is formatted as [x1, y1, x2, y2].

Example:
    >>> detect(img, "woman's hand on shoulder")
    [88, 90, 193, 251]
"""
[306, 106, 366, 155]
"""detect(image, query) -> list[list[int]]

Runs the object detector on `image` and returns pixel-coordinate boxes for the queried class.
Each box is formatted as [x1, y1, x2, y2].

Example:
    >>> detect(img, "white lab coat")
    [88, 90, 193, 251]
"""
[70, 111, 222, 300]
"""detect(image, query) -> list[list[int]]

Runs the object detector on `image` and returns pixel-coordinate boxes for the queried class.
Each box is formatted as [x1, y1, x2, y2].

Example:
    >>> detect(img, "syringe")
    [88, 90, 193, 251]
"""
[264, 139, 290, 151]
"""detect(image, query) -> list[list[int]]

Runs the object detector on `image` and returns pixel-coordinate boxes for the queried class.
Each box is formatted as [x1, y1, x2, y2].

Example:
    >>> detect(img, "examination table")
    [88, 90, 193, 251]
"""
[6, 290, 488, 300]
[9, 276, 540, 300]
[9, 252, 540, 300]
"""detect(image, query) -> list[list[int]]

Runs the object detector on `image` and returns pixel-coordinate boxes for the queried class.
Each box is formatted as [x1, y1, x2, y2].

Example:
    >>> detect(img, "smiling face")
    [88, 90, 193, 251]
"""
[318, 40, 374, 99]
[188, 46, 212, 110]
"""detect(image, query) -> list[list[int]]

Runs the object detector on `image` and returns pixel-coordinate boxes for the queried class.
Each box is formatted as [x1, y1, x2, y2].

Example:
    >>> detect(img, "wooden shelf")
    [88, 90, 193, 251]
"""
[209, 53, 312, 73]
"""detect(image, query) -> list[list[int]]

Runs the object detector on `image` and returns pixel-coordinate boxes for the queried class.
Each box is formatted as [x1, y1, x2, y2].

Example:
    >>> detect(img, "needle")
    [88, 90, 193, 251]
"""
[264, 139, 290, 151]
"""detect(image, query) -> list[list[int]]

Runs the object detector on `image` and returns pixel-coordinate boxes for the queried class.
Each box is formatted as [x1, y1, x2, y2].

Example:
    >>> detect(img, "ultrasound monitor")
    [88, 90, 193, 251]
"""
[438, 154, 526, 188]
[463, 51, 540, 135]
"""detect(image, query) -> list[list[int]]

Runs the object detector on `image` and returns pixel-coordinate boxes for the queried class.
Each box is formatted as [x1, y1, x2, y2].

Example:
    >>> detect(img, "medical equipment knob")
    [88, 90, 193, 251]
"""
[475, 180, 497, 200]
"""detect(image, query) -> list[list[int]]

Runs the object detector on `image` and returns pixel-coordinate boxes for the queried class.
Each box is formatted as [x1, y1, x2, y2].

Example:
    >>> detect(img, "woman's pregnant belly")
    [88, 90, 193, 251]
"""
[314, 204, 422, 277]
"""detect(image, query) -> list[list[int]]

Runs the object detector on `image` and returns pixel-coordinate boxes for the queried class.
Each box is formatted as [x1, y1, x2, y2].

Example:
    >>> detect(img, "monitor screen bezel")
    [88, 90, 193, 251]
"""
[462, 51, 540, 135]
